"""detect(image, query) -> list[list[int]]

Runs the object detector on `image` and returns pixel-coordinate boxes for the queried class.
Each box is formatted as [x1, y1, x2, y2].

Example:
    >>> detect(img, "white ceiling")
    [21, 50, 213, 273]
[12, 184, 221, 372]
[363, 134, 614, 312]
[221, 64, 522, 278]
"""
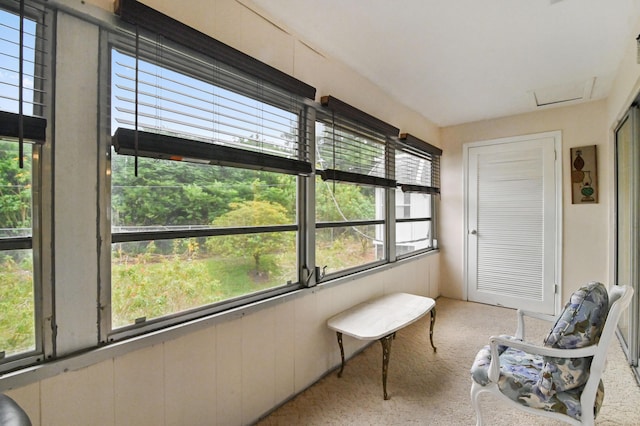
[247, 0, 640, 126]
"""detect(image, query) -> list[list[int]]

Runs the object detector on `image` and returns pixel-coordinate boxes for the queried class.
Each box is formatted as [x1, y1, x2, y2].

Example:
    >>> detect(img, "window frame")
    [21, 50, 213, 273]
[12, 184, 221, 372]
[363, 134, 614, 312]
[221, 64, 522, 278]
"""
[313, 97, 398, 280]
[0, 0, 443, 378]
[394, 190, 437, 259]
[0, 139, 45, 373]
[0, 0, 51, 374]
[393, 133, 441, 259]
[95, 0, 440, 346]
[100, 28, 314, 342]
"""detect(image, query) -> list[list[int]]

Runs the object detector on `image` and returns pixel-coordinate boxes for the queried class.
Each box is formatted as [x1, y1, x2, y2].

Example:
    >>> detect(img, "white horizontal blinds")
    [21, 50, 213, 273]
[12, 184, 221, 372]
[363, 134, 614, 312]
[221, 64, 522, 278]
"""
[396, 134, 441, 194]
[317, 111, 386, 175]
[112, 0, 315, 175]
[0, 1, 47, 144]
[111, 42, 310, 168]
[115, 0, 315, 99]
[0, 1, 46, 116]
[476, 148, 544, 300]
[395, 152, 430, 185]
[316, 96, 397, 187]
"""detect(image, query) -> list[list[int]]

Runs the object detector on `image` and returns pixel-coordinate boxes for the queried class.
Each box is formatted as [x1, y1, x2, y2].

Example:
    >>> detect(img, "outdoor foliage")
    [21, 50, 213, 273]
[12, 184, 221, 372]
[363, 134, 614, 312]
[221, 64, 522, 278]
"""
[111, 153, 297, 227]
[112, 240, 222, 327]
[206, 200, 294, 275]
[1, 141, 379, 350]
[111, 154, 250, 227]
[0, 255, 35, 356]
[0, 141, 35, 356]
[0, 141, 31, 232]
[316, 179, 376, 223]
[316, 227, 379, 274]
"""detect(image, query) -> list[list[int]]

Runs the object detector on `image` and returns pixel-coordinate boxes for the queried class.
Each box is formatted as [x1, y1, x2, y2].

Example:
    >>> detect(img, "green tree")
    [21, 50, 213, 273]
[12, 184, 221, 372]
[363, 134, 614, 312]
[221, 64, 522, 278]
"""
[111, 151, 298, 229]
[251, 175, 296, 221]
[111, 155, 239, 227]
[315, 179, 375, 222]
[0, 141, 31, 230]
[0, 141, 34, 355]
[0, 255, 34, 355]
[206, 200, 293, 277]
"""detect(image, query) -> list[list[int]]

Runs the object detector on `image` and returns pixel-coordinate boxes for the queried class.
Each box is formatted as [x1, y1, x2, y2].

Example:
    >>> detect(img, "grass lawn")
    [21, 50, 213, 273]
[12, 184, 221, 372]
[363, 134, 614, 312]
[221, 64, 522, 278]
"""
[2, 239, 376, 353]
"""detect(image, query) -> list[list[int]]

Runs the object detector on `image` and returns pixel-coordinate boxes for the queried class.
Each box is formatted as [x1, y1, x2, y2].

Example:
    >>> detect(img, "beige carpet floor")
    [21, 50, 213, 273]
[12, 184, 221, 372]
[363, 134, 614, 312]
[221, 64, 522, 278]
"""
[257, 297, 640, 425]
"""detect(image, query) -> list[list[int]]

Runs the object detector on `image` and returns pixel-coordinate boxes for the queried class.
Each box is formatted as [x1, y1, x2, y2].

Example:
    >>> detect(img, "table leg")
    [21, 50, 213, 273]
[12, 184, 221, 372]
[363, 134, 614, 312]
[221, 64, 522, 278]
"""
[336, 332, 345, 378]
[429, 308, 437, 352]
[379, 333, 394, 400]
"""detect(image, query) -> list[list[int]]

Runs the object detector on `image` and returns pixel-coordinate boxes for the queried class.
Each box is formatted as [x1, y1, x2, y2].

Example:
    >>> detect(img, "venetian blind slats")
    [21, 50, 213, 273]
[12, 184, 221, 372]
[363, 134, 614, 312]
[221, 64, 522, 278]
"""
[396, 134, 441, 194]
[0, 1, 48, 144]
[111, 48, 307, 163]
[316, 96, 396, 187]
[0, 3, 47, 117]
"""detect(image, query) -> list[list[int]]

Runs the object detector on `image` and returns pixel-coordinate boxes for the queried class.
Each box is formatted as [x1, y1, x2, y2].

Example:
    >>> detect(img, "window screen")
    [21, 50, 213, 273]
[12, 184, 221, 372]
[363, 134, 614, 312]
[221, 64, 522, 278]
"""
[107, 0, 315, 337]
[314, 96, 397, 277]
[394, 133, 442, 256]
[0, 0, 48, 370]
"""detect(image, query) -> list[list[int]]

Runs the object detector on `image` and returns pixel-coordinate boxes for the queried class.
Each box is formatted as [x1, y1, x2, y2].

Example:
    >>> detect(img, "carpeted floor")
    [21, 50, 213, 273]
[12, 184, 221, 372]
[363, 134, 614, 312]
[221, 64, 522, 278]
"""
[257, 297, 640, 425]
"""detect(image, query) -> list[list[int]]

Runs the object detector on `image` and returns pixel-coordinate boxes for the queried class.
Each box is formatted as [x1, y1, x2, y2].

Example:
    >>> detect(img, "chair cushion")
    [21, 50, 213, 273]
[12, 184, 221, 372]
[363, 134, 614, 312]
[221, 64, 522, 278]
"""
[537, 281, 609, 396]
[471, 345, 604, 420]
[470, 334, 520, 386]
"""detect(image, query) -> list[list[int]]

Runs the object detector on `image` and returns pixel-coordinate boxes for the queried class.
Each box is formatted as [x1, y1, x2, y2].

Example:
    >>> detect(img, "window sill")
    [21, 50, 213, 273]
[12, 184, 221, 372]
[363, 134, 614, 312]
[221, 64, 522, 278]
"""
[0, 249, 438, 391]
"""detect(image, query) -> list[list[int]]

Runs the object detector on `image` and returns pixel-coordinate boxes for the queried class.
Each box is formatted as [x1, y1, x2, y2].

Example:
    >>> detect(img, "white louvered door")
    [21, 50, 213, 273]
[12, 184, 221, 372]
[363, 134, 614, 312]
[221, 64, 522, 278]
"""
[466, 133, 559, 314]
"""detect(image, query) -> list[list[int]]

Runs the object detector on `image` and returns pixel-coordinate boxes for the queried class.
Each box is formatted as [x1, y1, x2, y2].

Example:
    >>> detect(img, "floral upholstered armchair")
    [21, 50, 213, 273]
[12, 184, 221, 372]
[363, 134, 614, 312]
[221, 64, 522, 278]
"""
[470, 282, 633, 426]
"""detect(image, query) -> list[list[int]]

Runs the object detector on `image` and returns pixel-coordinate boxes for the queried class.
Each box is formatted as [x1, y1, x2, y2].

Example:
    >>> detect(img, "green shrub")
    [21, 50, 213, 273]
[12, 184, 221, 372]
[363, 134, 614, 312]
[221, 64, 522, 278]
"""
[112, 251, 222, 328]
[0, 256, 35, 356]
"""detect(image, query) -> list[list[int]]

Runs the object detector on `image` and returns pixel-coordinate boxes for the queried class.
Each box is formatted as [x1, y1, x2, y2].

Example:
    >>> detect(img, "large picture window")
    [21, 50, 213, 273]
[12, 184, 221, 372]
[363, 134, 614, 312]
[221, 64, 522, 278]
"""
[101, 0, 439, 343]
[110, 153, 299, 328]
[0, 0, 442, 375]
[108, 26, 312, 334]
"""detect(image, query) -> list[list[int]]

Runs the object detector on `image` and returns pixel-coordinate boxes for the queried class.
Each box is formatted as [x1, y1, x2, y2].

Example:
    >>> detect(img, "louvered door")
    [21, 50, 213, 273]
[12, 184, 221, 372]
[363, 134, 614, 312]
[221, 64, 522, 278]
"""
[466, 133, 559, 314]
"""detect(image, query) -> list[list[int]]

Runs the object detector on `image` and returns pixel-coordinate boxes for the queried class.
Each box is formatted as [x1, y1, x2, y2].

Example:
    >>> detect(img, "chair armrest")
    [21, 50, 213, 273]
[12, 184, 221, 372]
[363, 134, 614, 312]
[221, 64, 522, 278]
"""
[515, 309, 557, 340]
[487, 335, 597, 382]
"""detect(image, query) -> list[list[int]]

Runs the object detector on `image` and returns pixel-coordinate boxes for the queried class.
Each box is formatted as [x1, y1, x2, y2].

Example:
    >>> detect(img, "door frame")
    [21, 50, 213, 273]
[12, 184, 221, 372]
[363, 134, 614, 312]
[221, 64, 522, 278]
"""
[462, 131, 563, 314]
[613, 106, 640, 369]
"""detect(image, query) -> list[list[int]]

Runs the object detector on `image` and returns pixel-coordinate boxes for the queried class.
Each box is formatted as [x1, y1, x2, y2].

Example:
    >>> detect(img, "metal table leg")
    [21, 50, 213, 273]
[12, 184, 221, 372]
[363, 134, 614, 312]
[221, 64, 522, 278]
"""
[429, 308, 437, 352]
[379, 333, 395, 400]
[336, 332, 345, 377]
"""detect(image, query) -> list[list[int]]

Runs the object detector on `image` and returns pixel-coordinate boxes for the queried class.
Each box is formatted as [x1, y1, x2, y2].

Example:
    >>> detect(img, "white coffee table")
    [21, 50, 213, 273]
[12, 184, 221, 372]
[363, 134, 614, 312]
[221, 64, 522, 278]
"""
[327, 292, 436, 399]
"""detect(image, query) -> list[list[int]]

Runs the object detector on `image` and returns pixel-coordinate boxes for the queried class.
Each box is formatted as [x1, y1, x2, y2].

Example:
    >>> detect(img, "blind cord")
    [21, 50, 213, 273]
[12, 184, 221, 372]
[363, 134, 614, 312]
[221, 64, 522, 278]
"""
[18, 0, 24, 169]
[134, 25, 139, 177]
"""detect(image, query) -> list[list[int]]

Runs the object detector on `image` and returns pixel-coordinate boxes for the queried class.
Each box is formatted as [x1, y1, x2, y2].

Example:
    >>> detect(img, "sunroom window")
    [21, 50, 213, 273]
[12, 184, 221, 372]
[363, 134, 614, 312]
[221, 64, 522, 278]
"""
[394, 133, 441, 257]
[107, 4, 314, 336]
[0, 141, 36, 358]
[0, 0, 47, 370]
[315, 96, 397, 277]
